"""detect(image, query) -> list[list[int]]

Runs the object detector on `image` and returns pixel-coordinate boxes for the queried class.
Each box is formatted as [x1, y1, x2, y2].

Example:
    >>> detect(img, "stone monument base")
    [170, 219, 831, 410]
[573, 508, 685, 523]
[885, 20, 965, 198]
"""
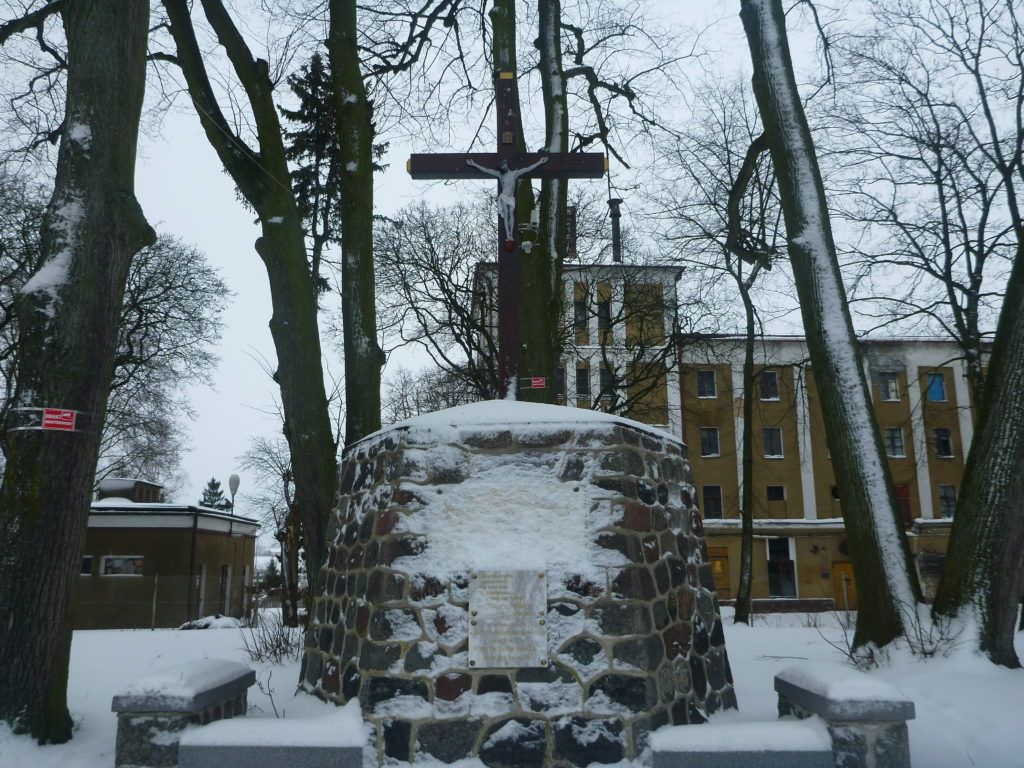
[302, 402, 735, 765]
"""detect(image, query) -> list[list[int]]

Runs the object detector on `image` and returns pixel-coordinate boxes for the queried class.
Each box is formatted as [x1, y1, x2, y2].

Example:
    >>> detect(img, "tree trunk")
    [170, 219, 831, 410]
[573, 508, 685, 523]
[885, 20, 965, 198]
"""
[739, 0, 921, 648]
[527, 0, 569, 404]
[329, 0, 384, 443]
[163, 0, 338, 607]
[734, 289, 757, 624]
[0, 1, 154, 742]
[491, 0, 539, 398]
[934, 237, 1024, 667]
[276, 509, 302, 628]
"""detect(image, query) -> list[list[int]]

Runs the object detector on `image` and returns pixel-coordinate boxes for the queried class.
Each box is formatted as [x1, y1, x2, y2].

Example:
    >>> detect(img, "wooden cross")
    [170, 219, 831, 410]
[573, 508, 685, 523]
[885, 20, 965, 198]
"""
[408, 69, 606, 399]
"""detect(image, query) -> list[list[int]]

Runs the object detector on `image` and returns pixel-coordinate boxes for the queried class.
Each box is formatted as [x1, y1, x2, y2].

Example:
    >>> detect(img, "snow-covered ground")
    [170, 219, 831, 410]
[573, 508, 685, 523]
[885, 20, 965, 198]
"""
[1, 610, 1022, 767]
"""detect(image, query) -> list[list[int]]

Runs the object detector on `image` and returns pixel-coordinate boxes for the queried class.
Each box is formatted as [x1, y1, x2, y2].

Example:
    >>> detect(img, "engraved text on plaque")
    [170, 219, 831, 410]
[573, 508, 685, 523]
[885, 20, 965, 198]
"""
[468, 569, 547, 668]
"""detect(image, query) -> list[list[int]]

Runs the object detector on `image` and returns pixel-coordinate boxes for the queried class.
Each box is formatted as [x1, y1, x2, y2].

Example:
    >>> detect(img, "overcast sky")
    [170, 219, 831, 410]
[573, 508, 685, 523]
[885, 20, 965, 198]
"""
[131, 1, 781, 507]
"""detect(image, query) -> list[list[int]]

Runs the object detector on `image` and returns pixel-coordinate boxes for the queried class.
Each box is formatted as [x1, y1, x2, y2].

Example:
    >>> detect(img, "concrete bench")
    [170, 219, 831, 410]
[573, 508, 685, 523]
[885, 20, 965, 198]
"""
[178, 702, 365, 768]
[650, 719, 833, 767]
[112, 658, 255, 768]
[776, 662, 915, 768]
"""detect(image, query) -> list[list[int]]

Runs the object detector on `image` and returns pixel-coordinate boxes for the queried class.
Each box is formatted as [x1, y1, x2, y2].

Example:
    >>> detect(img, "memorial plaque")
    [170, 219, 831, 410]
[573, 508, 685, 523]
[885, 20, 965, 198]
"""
[468, 569, 547, 668]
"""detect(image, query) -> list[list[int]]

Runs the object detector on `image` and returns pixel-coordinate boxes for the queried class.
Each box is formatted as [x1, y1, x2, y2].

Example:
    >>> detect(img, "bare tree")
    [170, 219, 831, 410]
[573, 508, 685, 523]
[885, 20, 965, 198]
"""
[649, 74, 786, 624]
[739, 0, 922, 650]
[159, 0, 339, 605]
[376, 198, 501, 400]
[381, 365, 482, 424]
[0, 0, 154, 742]
[830, 6, 1016, 404]
[240, 437, 302, 627]
[330, 0, 386, 443]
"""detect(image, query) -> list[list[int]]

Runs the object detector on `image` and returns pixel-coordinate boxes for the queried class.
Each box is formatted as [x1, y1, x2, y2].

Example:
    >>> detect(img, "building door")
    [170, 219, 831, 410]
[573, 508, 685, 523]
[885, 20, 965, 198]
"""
[767, 537, 797, 598]
[832, 561, 858, 611]
[707, 547, 731, 596]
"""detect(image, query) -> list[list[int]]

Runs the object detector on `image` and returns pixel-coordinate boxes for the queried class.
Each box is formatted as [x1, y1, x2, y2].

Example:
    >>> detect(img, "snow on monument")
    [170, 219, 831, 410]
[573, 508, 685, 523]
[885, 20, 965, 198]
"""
[301, 401, 735, 765]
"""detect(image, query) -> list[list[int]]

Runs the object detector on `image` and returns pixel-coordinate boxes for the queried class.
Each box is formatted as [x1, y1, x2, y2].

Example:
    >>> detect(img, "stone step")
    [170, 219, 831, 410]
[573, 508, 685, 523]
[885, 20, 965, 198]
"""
[178, 706, 364, 768]
[649, 719, 833, 768]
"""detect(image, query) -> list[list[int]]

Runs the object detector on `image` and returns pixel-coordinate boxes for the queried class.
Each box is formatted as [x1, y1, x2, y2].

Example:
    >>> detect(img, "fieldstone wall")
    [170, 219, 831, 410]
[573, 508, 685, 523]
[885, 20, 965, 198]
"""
[302, 412, 735, 766]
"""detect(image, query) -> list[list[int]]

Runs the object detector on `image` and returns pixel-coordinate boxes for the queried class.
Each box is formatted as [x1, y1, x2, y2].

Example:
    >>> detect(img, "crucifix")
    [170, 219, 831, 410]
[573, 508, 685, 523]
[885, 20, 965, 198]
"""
[408, 69, 606, 399]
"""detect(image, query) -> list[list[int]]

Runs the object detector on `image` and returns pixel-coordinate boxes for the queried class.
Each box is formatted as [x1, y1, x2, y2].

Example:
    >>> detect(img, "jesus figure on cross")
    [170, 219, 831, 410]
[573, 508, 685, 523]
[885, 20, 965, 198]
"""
[408, 69, 606, 398]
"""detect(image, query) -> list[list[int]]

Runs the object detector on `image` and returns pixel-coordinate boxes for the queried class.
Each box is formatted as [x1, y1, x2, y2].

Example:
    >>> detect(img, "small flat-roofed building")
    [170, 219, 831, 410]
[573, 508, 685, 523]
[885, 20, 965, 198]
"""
[73, 478, 259, 629]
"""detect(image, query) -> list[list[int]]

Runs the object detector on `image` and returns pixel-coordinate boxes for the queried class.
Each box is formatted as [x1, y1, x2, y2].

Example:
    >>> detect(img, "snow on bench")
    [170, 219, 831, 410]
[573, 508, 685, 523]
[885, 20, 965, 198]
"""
[775, 662, 915, 768]
[775, 661, 916, 721]
[178, 701, 365, 768]
[111, 658, 255, 768]
[650, 718, 833, 768]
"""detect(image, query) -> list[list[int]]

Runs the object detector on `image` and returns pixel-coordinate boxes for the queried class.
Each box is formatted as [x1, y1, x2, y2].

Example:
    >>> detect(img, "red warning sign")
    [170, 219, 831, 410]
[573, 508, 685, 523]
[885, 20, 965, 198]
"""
[41, 408, 77, 431]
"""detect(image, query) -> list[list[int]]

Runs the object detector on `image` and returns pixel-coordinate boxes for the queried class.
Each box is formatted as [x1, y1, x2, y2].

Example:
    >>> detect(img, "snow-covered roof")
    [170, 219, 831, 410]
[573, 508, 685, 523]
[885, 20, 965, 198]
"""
[88, 502, 259, 535]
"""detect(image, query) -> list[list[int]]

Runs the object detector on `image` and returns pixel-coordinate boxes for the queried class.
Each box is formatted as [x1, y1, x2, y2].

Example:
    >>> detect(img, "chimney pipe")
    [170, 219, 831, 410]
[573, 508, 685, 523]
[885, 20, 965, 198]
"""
[608, 198, 623, 263]
[567, 205, 578, 261]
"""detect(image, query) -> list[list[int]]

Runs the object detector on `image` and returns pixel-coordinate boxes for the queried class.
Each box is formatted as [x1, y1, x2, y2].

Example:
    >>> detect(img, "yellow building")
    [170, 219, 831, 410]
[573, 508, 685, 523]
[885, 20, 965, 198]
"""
[557, 263, 684, 434]
[679, 335, 981, 609]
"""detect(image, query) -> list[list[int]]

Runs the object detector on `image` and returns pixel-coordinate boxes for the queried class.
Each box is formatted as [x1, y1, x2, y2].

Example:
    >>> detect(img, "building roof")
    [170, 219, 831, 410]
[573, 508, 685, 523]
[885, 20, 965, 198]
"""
[89, 501, 260, 536]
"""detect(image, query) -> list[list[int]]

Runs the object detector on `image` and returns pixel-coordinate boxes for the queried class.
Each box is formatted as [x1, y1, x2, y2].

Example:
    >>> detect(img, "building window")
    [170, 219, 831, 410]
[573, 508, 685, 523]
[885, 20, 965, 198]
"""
[934, 427, 954, 458]
[696, 370, 717, 399]
[573, 300, 587, 330]
[766, 485, 786, 502]
[702, 486, 723, 518]
[767, 537, 797, 598]
[81, 556, 93, 575]
[763, 427, 783, 458]
[699, 427, 720, 457]
[759, 370, 780, 401]
[879, 372, 900, 401]
[926, 372, 946, 402]
[939, 485, 957, 517]
[102, 556, 144, 576]
[556, 367, 565, 399]
[599, 366, 614, 399]
[597, 300, 611, 330]
[831, 485, 840, 501]
[884, 427, 906, 457]
[575, 367, 591, 397]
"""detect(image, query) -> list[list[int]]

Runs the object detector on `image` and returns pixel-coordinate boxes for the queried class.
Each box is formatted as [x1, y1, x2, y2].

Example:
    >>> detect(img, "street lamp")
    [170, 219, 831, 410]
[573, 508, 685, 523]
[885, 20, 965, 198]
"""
[228, 473, 240, 516]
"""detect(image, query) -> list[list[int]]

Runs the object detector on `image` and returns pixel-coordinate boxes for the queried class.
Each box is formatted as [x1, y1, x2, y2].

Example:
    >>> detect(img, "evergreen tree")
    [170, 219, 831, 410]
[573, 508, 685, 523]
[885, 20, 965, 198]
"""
[280, 53, 387, 297]
[198, 477, 229, 509]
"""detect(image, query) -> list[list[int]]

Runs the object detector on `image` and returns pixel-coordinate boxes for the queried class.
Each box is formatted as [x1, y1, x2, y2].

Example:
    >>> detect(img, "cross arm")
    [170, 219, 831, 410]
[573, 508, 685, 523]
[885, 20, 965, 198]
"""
[408, 152, 607, 180]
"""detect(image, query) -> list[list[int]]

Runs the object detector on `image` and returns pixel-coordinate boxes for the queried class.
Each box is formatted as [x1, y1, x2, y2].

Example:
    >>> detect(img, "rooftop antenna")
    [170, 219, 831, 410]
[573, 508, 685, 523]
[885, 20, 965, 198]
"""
[608, 198, 623, 263]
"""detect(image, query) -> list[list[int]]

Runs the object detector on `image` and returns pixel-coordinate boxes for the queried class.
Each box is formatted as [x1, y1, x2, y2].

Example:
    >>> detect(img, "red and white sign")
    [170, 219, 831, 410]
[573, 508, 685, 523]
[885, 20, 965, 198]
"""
[528, 377, 546, 389]
[41, 408, 77, 431]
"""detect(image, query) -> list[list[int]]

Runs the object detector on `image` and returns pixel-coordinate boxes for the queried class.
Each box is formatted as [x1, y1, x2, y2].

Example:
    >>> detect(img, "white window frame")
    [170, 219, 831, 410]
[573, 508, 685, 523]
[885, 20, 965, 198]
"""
[934, 428, 955, 458]
[699, 426, 721, 458]
[759, 370, 780, 401]
[763, 426, 784, 458]
[879, 372, 900, 402]
[696, 370, 717, 399]
[884, 427, 906, 458]
[100, 555, 144, 577]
